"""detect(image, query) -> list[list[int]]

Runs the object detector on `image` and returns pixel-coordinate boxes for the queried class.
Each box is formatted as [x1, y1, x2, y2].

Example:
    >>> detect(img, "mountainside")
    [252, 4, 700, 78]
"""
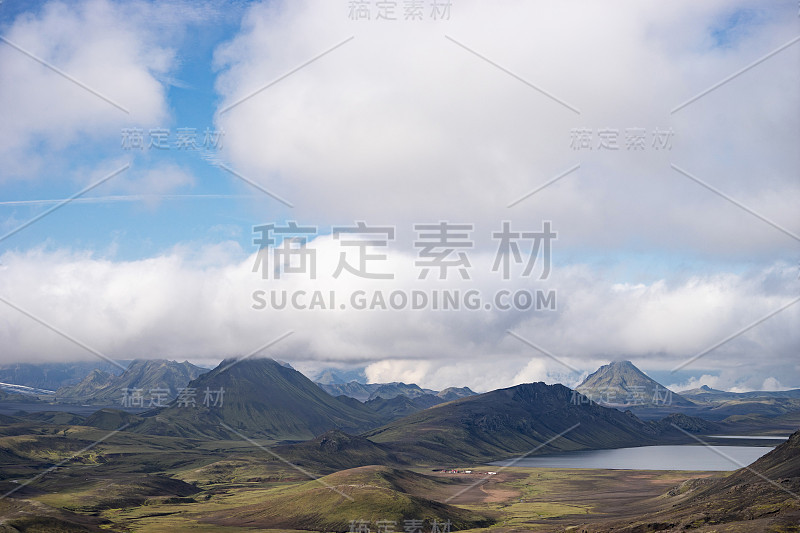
[131, 358, 384, 440]
[271, 429, 406, 473]
[54, 369, 114, 400]
[594, 430, 800, 531]
[365, 382, 668, 463]
[364, 393, 445, 422]
[576, 360, 694, 408]
[55, 359, 207, 404]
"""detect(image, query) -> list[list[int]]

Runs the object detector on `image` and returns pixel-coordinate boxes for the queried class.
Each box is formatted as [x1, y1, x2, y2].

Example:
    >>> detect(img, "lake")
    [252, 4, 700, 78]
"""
[490, 444, 776, 471]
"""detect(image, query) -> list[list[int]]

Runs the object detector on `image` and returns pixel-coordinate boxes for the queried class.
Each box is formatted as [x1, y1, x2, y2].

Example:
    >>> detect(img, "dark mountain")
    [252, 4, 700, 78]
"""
[576, 360, 694, 408]
[596, 430, 800, 531]
[131, 358, 384, 440]
[365, 382, 667, 463]
[364, 393, 445, 422]
[55, 359, 207, 404]
[0, 360, 129, 390]
[647, 412, 721, 434]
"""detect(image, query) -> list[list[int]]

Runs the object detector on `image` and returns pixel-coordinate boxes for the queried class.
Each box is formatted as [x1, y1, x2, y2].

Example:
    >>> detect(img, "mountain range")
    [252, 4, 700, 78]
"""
[364, 381, 693, 463]
[116, 357, 705, 461]
[55, 359, 207, 405]
[0, 360, 130, 391]
[315, 379, 475, 402]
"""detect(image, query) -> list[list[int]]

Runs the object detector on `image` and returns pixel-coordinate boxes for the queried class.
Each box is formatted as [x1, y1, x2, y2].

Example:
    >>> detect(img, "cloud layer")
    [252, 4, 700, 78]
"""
[214, 0, 799, 256]
[0, 243, 796, 391]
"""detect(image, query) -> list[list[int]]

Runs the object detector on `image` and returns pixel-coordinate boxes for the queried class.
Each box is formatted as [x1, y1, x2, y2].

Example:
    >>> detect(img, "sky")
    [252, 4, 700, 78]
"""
[0, 0, 797, 393]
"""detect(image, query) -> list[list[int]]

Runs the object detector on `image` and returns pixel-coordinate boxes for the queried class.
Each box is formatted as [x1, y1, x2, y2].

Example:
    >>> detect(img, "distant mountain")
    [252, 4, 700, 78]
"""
[55, 369, 114, 400]
[315, 378, 475, 405]
[681, 384, 800, 403]
[365, 382, 669, 463]
[680, 384, 727, 397]
[576, 360, 694, 408]
[131, 358, 384, 440]
[0, 381, 55, 396]
[0, 360, 129, 391]
[602, 429, 800, 531]
[367, 382, 437, 401]
[437, 386, 476, 401]
[316, 380, 380, 401]
[315, 368, 366, 385]
[316, 380, 457, 402]
[55, 359, 207, 404]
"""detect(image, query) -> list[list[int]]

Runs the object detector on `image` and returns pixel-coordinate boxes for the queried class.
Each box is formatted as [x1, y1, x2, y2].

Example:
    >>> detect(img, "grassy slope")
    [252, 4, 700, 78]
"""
[195, 466, 494, 532]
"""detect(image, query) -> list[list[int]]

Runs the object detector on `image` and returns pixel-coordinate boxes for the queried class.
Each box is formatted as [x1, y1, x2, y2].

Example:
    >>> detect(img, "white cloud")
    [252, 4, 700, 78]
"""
[0, 243, 796, 391]
[669, 374, 722, 392]
[0, 0, 212, 178]
[213, 0, 799, 257]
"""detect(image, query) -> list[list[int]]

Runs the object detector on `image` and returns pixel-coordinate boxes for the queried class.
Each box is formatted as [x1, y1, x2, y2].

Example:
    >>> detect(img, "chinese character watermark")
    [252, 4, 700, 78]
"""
[347, 0, 452, 21]
[570, 127, 674, 151]
[121, 127, 224, 151]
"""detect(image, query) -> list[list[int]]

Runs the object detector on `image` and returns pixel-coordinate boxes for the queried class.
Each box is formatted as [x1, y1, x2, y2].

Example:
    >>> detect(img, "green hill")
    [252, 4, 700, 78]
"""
[366, 382, 663, 463]
[204, 465, 494, 531]
[271, 429, 407, 473]
[131, 358, 384, 440]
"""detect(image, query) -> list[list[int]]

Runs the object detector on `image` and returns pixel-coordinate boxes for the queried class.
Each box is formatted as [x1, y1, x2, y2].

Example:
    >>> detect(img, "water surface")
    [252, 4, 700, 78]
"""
[490, 444, 775, 471]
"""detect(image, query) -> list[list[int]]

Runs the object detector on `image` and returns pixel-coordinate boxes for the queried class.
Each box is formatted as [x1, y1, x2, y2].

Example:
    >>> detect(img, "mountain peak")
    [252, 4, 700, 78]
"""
[131, 356, 382, 440]
[576, 360, 693, 408]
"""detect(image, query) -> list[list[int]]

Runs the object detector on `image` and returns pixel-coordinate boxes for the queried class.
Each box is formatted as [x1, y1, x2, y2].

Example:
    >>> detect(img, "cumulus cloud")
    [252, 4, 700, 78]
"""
[213, 0, 799, 256]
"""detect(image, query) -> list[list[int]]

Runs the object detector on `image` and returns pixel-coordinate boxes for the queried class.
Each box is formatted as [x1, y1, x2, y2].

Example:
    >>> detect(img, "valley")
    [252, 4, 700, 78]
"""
[0, 358, 798, 532]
